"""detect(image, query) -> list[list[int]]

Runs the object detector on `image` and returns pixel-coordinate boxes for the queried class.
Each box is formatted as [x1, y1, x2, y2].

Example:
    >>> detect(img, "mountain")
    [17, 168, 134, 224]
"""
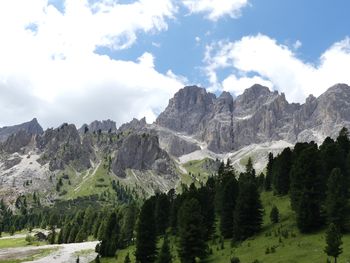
[1, 83, 350, 204]
[0, 118, 43, 142]
[79, 119, 117, 134]
[156, 83, 350, 153]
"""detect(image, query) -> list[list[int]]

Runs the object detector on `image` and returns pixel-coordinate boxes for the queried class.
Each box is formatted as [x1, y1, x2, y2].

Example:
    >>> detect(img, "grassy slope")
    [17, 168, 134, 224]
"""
[99, 191, 350, 263]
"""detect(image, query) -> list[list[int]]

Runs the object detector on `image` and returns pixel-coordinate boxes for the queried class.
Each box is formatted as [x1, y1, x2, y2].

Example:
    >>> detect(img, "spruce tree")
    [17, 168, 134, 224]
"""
[265, 153, 273, 191]
[155, 193, 170, 235]
[270, 206, 279, 224]
[290, 143, 324, 232]
[135, 198, 157, 263]
[272, 148, 292, 195]
[220, 176, 238, 238]
[100, 212, 120, 257]
[124, 253, 131, 263]
[157, 236, 172, 263]
[233, 178, 263, 241]
[178, 198, 207, 263]
[325, 223, 342, 263]
[325, 168, 348, 231]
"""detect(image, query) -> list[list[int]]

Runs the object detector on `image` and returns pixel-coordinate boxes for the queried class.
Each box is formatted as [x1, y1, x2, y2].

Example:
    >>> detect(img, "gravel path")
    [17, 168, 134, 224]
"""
[0, 241, 98, 263]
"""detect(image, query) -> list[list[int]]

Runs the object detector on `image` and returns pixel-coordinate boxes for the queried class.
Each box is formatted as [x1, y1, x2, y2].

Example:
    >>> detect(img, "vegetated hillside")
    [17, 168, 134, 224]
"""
[97, 192, 350, 263]
[94, 127, 350, 263]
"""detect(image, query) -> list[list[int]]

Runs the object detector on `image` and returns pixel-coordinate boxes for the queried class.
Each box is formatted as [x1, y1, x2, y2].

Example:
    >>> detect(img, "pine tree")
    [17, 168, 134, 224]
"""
[272, 148, 292, 195]
[157, 236, 172, 263]
[155, 193, 170, 235]
[220, 176, 238, 238]
[135, 198, 157, 263]
[337, 127, 350, 156]
[270, 206, 279, 224]
[178, 198, 207, 263]
[325, 168, 348, 231]
[325, 223, 342, 263]
[265, 153, 274, 191]
[100, 212, 120, 257]
[233, 179, 263, 241]
[290, 143, 324, 232]
[124, 253, 131, 263]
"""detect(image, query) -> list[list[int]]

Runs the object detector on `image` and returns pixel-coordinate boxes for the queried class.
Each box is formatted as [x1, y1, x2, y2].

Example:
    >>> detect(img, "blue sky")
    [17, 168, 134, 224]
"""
[104, 0, 350, 87]
[0, 0, 350, 128]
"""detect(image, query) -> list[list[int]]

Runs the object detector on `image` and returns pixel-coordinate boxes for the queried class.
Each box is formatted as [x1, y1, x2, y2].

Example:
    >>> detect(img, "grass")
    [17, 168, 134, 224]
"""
[0, 237, 47, 249]
[64, 161, 115, 200]
[182, 158, 217, 186]
[0, 238, 28, 249]
[98, 191, 350, 263]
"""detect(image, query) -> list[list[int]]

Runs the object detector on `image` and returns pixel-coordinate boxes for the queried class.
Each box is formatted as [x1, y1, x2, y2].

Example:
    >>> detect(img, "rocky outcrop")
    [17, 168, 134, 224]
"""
[1, 130, 33, 154]
[112, 132, 175, 177]
[79, 119, 117, 134]
[37, 123, 91, 171]
[156, 83, 350, 153]
[118, 117, 147, 133]
[0, 118, 43, 142]
[156, 86, 216, 134]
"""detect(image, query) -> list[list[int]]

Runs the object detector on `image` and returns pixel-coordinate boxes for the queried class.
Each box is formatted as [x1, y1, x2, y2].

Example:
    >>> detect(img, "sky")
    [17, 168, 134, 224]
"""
[1, 0, 350, 128]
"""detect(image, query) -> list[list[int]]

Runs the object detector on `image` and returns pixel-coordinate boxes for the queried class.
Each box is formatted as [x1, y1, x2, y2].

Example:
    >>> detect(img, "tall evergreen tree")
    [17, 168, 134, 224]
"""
[100, 212, 120, 257]
[290, 143, 324, 232]
[272, 148, 292, 195]
[157, 236, 172, 263]
[178, 198, 207, 263]
[265, 153, 274, 191]
[325, 168, 348, 231]
[270, 206, 279, 224]
[135, 198, 157, 263]
[155, 193, 170, 235]
[220, 176, 238, 238]
[337, 127, 350, 156]
[325, 223, 342, 263]
[233, 179, 263, 241]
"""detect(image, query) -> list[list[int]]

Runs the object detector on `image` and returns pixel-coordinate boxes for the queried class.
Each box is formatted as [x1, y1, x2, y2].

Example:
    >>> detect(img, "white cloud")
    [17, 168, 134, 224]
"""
[183, 0, 249, 21]
[0, 0, 184, 128]
[204, 34, 350, 103]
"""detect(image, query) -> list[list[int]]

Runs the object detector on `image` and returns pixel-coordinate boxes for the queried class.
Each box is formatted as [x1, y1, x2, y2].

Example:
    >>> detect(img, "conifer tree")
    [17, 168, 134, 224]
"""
[124, 253, 131, 263]
[100, 212, 120, 257]
[233, 176, 263, 241]
[272, 148, 292, 195]
[270, 206, 279, 224]
[325, 223, 342, 263]
[135, 198, 157, 263]
[220, 176, 238, 238]
[155, 193, 170, 235]
[265, 153, 273, 191]
[325, 168, 348, 231]
[157, 236, 172, 263]
[178, 198, 207, 263]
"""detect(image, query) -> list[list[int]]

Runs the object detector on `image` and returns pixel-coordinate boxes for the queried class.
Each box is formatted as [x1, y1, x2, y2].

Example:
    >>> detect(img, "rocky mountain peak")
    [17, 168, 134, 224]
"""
[0, 118, 43, 142]
[80, 119, 117, 133]
[239, 84, 271, 103]
[156, 86, 216, 134]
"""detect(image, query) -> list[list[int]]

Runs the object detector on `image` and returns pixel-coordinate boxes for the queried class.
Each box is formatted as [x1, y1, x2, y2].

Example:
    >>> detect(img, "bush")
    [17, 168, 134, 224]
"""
[230, 256, 240, 263]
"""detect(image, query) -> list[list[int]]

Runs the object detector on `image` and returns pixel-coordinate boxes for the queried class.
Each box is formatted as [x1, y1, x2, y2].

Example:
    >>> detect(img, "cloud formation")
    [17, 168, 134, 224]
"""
[205, 34, 350, 103]
[0, 0, 184, 128]
[183, 0, 249, 21]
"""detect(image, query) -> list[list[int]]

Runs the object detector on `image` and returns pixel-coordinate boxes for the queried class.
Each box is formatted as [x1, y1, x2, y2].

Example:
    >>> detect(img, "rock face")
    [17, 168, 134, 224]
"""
[80, 119, 117, 133]
[0, 118, 43, 142]
[112, 132, 175, 177]
[37, 123, 91, 171]
[156, 83, 350, 153]
[118, 117, 147, 133]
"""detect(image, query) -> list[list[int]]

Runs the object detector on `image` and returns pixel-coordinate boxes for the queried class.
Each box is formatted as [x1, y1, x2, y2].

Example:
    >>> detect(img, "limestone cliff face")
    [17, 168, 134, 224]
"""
[79, 119, 117, 134]
[0, 118, 43, 142]
[112, 133, 175, 178]
[37, 123, 91, 171]
[156, 83, 350, 153]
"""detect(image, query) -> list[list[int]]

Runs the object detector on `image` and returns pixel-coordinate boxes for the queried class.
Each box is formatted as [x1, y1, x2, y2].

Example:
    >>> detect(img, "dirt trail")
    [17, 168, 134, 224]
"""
[0, 241, 98, 263]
